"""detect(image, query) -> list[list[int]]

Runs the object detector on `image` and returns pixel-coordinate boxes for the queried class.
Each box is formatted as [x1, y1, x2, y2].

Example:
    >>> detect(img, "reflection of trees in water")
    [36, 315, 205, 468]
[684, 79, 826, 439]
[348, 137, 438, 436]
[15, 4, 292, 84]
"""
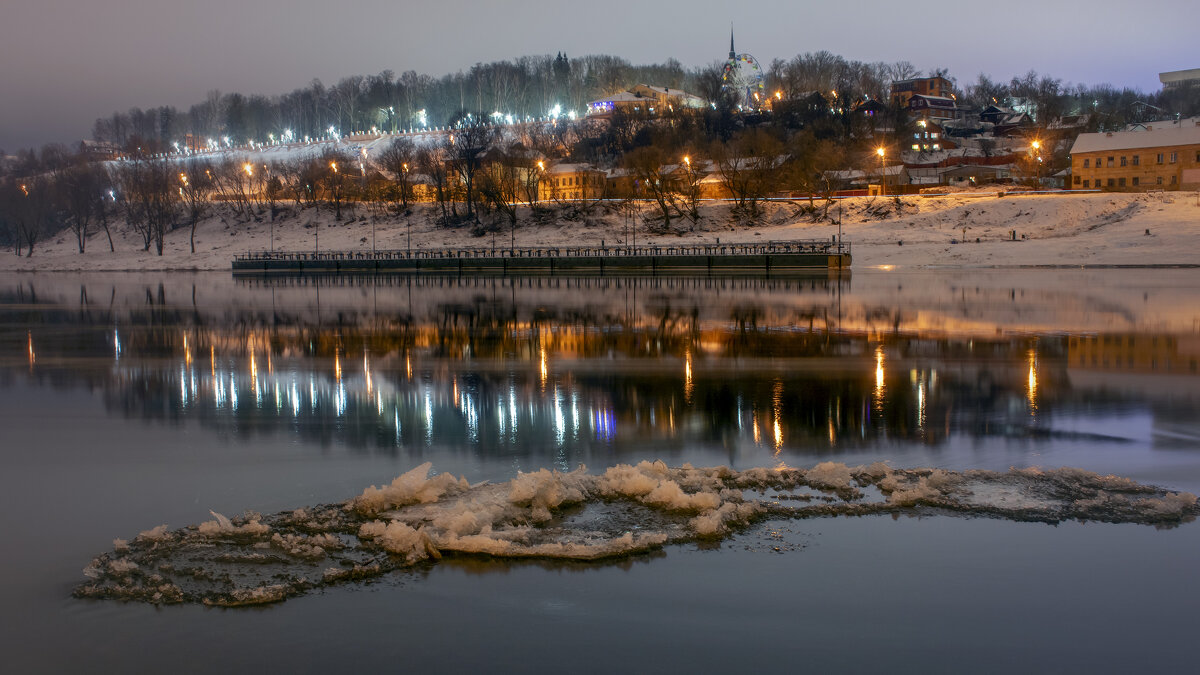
[7, 274, 1197, 462]
[77, 333, 1085, 467]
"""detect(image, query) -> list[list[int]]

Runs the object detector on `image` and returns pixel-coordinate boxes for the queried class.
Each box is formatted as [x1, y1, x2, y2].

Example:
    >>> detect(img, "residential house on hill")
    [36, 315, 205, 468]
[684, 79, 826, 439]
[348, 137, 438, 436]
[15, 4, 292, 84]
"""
[907, 94, 958, 121]
[890, 76, 953, 108]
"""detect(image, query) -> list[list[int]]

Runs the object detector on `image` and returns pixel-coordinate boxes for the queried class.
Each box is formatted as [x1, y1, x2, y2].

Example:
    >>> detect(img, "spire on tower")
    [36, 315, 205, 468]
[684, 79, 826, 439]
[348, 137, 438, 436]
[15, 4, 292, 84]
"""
[729, 24, 736, 59]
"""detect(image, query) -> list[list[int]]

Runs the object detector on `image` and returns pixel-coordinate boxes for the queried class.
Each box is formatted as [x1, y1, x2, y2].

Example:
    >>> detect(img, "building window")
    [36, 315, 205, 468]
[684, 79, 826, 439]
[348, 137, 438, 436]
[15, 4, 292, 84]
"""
[1157, 176, 1163, 185]
[1120, 156, 1127, 167]
[1107, 157, 1114, 167]
[1074, 175, 1081, 185]
[1171, 175, 1177, 184]
[1196, 151, 1200, 162]
[1132, 155, 1140, 166]
[1132, 177, 1139, 186]
[1119, 177, 1126, 187]
[1157, 153, 1164, 164]
[1170, 152, 1178, 163]
[1083, 158, 1090, 168]
[1108, 178, 1115, 187]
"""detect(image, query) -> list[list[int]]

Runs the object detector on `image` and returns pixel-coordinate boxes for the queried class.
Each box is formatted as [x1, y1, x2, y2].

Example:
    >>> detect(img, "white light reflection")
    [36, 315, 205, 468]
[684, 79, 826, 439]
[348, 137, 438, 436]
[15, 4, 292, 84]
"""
[395, 407, 402, 445]
[508, 384, 518, 439]
[571, 391, 580, 440]
[463, 392, 478, 443]
[424, 388, 434, 445]
[553, 385, 565, 446]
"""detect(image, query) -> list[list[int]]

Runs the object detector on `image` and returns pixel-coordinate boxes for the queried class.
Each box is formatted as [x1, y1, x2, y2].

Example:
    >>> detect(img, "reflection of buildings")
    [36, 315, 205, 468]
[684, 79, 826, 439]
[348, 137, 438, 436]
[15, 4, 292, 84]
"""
[7, 273, 1200, 461]
[15, 311, 1078, 461]
[1069, 334, 1200, 375]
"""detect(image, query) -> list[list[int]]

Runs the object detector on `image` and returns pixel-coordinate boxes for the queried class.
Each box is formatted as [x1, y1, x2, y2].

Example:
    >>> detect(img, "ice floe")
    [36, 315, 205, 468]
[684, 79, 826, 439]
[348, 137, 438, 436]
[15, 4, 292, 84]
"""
[75, 461, 1198, 607]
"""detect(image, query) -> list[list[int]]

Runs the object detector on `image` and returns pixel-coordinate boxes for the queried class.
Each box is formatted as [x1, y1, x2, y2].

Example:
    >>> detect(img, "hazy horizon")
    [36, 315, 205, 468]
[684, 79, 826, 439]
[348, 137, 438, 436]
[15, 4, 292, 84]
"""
[2, 0, 1197, 152]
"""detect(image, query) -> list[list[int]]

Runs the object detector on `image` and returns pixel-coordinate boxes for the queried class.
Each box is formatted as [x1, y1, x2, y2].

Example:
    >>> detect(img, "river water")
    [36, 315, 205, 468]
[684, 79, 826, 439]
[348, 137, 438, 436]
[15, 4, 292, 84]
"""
[2, 269, 1199, 672]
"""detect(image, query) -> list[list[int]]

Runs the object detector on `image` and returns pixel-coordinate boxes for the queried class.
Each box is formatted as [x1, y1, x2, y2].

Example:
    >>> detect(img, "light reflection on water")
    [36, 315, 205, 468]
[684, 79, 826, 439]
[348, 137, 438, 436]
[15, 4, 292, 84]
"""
[3, 270, 1200, 671]
[4, 270, 1200, 468]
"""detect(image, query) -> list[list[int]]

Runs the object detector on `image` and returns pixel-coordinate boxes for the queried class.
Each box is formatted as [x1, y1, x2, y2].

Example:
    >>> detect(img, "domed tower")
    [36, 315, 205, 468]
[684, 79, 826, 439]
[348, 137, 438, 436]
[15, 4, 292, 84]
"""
[721, 27, 765, 109]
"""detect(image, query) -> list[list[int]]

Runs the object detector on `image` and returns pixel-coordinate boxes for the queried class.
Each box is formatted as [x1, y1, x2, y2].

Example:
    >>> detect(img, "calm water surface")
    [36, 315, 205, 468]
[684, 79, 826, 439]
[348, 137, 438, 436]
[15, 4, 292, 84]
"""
[2, 269, 1199, 672]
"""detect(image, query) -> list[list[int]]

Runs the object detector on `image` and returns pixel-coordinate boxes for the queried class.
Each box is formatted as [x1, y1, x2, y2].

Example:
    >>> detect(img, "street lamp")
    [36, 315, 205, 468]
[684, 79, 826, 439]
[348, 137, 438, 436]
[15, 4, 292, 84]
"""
[876, 147, 886, 196]
[536, 160, 545, 206]
[1030, 139, 1042, 186]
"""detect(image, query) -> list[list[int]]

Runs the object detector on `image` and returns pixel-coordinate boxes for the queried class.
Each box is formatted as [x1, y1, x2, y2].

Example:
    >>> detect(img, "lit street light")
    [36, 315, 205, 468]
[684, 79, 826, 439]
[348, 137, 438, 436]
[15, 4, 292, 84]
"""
[1030, 140, 1042, 186]
[876, 147, 886, 196]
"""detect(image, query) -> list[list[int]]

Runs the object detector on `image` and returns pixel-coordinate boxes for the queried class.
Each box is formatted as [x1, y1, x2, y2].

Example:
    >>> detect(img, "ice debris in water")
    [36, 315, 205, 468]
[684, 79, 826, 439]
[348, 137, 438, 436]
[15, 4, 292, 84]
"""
[75, 461, 1198, 607]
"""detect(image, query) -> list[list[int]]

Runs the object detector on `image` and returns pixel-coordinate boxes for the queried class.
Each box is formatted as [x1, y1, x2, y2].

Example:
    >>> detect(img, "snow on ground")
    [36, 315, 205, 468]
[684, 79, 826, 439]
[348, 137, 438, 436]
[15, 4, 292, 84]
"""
[4, 191, 1199, 272]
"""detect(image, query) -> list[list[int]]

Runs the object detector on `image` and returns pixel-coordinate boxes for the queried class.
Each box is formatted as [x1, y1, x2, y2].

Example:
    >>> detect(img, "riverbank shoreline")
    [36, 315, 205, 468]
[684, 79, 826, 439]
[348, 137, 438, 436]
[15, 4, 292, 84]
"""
[3, 191, 1197, 271]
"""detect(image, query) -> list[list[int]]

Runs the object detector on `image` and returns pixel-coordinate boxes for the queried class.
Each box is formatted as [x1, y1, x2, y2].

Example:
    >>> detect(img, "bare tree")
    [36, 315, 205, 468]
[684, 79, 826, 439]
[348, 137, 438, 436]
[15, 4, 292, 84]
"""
[59, 162, 109, 253]
[476, 149, 524, 238]
[179, 159, 213, 253]
[624, 145, 681, 229]
[116, 157, 178, 255]
[711, 129, 786, 217]
[1, 179, 56, 257]
[377, 137, 417, 208]
[417, 141, 452, 224]
[446, 113, 498, 222]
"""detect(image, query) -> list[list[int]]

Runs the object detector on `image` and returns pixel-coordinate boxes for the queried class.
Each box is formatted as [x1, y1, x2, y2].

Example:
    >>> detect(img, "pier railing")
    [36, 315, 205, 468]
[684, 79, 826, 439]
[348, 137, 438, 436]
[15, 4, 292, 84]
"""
[233, 239, 850, 263]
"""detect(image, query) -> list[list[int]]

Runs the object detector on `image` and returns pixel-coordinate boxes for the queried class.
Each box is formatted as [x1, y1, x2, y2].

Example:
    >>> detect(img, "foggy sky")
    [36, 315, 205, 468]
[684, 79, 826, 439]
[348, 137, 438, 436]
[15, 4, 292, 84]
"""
[2, 0, 1197, 152]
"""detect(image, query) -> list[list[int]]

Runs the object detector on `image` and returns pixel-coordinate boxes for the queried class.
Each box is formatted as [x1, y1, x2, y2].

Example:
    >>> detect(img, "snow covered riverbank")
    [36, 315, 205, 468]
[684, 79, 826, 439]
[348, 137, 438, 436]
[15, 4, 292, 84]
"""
[4, 191, 1198, 271]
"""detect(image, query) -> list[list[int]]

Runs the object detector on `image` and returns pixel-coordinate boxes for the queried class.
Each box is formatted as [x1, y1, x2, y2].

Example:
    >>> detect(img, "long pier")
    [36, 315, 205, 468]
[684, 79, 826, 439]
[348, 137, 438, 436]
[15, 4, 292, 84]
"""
[232, 240, 851, 275]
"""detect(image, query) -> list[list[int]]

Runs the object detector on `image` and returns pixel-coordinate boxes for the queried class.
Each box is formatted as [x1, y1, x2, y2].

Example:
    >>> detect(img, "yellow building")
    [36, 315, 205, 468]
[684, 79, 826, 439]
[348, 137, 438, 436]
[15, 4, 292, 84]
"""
[538, 163, 607, 201]
[1069, 122, 1200, 190]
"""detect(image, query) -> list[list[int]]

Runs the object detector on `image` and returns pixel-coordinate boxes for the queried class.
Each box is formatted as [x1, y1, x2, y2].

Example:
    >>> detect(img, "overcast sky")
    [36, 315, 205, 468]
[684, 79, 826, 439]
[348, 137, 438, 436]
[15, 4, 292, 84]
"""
[2, 0, 1197, 152]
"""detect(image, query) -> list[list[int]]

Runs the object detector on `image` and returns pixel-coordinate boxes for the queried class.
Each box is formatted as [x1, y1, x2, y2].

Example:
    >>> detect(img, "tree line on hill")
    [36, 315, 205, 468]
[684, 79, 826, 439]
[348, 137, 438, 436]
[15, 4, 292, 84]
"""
[2, 50, 1198, 258]
[2, 49, 1192, 165]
